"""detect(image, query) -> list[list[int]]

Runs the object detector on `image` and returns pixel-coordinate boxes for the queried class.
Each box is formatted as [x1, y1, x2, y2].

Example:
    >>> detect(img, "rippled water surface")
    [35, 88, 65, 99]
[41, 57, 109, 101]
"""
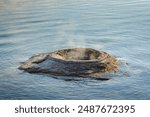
[0, 0, 150, 99]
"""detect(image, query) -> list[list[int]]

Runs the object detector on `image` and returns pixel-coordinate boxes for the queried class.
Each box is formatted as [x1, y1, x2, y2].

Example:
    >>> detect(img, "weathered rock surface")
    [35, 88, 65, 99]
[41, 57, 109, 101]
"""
[19, 48, 119, 79]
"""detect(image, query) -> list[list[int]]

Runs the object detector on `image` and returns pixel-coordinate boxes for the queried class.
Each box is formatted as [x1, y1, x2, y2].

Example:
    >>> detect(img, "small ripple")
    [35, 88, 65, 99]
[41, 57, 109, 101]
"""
[0, 33, 12, 38]
[107, 0, 150, 6]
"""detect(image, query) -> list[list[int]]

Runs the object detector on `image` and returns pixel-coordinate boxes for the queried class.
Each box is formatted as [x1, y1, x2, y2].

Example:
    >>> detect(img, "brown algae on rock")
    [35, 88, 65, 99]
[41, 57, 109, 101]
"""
[19, 48, 119, 80]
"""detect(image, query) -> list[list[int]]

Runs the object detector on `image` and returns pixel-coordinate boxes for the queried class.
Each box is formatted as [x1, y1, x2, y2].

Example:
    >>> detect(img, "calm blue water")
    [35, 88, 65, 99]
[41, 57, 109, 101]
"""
[0, 0, 150, 99]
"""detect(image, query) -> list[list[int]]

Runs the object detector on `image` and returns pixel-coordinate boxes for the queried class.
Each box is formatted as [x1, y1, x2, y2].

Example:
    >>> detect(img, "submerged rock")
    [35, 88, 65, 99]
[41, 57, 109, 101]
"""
[19, 48, 119, 79]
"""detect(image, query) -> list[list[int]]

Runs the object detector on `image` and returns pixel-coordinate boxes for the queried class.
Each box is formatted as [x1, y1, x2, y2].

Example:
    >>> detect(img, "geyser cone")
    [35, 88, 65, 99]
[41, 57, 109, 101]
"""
[19, 48, 119, 79]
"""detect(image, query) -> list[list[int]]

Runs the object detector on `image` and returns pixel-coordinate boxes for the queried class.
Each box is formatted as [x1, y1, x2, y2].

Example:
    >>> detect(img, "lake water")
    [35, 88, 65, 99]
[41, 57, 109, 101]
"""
[0, 0, 150, 99]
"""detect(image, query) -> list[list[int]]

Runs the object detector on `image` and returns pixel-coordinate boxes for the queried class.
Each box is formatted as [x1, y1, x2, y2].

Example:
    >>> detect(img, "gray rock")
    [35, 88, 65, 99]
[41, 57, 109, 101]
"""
[19, 48, 119, 80]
